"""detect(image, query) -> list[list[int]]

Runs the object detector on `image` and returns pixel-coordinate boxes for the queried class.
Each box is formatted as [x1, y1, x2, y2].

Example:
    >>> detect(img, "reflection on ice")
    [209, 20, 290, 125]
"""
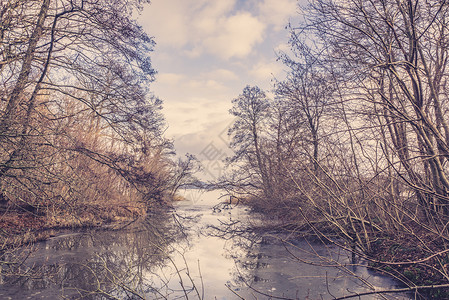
[0, 190, 410, 299]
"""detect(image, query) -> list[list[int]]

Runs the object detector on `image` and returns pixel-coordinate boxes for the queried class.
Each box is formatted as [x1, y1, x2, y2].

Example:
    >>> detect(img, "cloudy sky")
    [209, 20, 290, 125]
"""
[138, 0, 301, 178]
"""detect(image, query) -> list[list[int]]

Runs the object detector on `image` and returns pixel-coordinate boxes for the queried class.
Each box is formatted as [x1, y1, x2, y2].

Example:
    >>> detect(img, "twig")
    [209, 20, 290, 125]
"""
[224, 284, 246, 299]
[333, 283, 449, 300]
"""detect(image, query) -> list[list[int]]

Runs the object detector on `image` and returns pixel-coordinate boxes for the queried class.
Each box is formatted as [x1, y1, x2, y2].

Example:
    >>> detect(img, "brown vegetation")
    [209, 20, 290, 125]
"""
[0, 0, 198, 271]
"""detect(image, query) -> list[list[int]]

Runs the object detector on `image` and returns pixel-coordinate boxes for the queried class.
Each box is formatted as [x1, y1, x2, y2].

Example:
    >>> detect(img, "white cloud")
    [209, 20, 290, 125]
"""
[274, 42, 291, 54]
[186, 79, 226, 91]
[153, 71, 231, 102]
[156, 73, 185, 85]
[138, 0, 297, 158]
[161, 94, 232, 136]
[258, 0, 297, 31]
[173, 115, 234, 161]
[249, 60, 284, 81]
[141, 0, 266, 60]
[140, 0, 190, 47]
[202, 12, 266, 59]
[206, 69, 238, 81]
[194, 0, 236, 19]
[192, 0, 237, 34]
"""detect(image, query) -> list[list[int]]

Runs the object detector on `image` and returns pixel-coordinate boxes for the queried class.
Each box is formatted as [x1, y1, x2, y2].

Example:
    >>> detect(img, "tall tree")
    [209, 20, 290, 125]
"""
[227, 85, 273, 199]
[276, 35, 334, 174]
[0, 0, 170, 213]
[301, 0, 449, 217]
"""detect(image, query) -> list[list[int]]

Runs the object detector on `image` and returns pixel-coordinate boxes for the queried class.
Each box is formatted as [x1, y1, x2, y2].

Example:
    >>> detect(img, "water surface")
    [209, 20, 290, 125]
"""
[0, 190, 409, 299]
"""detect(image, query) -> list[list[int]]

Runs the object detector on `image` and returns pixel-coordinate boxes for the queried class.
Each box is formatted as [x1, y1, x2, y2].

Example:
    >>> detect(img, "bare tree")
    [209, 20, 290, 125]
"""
[227, 85, 273, 200]
[304, 0, 449, 218]
[223, 1, 449, 297]
[275, 0, 449, 297]
[276, 34, 334, 174]
[0, 0, 178, 251]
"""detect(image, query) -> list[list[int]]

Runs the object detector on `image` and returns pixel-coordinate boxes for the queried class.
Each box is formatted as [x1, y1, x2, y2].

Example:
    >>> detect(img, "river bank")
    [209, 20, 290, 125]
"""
[0, 199, 153, 248]
[240, 195, 449, 299]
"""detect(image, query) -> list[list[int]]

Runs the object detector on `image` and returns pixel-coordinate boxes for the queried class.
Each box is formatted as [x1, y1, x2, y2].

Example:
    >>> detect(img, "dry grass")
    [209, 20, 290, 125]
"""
[0, 199, 147, 249]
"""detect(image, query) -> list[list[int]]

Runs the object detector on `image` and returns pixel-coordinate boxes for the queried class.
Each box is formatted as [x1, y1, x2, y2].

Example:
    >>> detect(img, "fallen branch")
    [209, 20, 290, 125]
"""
[334, 283, 449, 300]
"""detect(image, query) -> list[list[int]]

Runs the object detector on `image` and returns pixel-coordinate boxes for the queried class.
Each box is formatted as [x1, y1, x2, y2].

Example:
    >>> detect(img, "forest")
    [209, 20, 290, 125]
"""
[0, 0, 201, 247]
[223, 0, 449, 298]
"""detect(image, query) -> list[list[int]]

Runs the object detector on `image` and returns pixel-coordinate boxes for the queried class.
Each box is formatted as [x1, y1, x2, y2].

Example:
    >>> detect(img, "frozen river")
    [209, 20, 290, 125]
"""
[0, 189, 409, 299]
